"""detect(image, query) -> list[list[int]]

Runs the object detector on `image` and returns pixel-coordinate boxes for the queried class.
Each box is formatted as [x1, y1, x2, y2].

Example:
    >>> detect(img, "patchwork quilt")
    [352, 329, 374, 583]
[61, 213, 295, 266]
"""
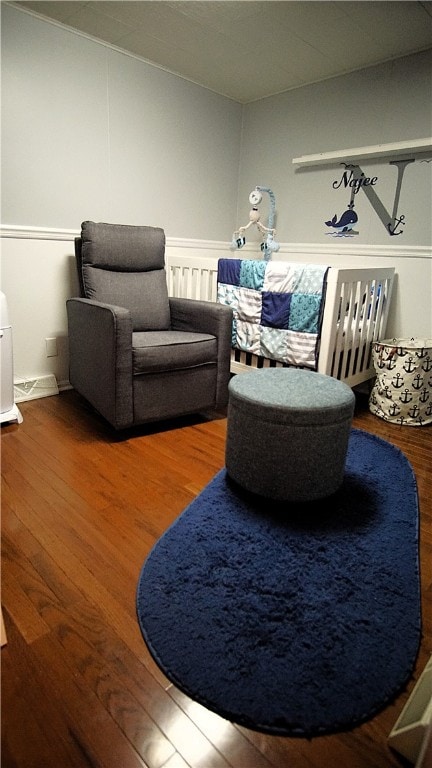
[217, 259, 329, 369]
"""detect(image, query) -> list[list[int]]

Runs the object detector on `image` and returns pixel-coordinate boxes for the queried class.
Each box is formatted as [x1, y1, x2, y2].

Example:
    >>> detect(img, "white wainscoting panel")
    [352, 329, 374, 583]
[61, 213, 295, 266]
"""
[1, 225, 431, 398]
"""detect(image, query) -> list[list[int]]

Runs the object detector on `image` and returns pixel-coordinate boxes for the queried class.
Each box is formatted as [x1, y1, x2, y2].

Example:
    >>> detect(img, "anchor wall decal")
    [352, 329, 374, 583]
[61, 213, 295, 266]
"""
[387, 214, 405, 236]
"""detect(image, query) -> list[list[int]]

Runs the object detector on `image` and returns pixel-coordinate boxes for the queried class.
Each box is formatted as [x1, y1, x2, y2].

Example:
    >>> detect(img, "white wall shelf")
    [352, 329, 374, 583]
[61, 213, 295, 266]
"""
[292, 138, 432, 167]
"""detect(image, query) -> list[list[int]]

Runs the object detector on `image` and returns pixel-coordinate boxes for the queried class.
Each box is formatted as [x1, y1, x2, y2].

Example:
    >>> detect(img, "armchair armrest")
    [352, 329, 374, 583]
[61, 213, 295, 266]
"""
[66, 298, 134, 429]
[169, 297, 232, 336]
[169, 297, 233, 408]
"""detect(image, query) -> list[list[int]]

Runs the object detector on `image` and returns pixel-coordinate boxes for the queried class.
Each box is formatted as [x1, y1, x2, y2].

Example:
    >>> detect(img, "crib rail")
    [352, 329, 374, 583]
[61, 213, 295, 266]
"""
[165, 253, 395, 387]
[318, 267, 394, 387]
[166, 254, 218, 302]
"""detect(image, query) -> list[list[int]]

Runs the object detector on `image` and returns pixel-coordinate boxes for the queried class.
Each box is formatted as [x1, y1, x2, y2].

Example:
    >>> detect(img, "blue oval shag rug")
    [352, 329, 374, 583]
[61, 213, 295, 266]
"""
[136, 429, 421, 737]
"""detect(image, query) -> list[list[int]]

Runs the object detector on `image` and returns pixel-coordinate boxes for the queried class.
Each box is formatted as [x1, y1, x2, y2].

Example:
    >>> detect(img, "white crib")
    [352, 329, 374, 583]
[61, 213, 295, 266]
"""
[165, 254, 395, 388]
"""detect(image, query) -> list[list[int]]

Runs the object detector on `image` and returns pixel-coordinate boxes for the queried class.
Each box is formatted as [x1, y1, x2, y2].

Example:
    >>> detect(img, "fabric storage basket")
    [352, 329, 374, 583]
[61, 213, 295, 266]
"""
[369, 338, 432, 426]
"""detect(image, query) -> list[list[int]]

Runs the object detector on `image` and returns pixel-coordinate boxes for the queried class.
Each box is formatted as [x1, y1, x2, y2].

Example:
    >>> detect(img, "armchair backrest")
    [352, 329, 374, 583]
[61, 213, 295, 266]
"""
[76, 221, 171, 331]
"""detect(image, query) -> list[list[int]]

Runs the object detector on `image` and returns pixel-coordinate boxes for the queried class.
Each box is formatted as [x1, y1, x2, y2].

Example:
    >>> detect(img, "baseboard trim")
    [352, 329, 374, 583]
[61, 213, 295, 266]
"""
[14, 374, 59, 403]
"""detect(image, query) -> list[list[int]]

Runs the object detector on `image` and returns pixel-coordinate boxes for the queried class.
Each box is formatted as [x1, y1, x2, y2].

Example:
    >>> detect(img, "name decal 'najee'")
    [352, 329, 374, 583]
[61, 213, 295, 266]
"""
[332, 169, 378, 194]
[325, 158, 419, 238]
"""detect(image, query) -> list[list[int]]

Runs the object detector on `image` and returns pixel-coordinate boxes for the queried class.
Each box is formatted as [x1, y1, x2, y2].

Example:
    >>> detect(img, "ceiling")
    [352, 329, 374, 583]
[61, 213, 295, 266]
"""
[10, 1, 432, 103]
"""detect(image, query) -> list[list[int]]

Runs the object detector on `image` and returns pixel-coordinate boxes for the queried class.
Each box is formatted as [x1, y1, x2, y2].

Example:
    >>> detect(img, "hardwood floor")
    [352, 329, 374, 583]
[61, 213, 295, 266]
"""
[1, 388, 431, 768]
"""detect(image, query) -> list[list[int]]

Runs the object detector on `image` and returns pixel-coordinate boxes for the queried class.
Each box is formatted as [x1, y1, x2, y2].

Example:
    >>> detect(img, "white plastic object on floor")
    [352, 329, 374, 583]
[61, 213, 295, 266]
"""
[0, 291, 23, 425]
[388, 655, 432, 765]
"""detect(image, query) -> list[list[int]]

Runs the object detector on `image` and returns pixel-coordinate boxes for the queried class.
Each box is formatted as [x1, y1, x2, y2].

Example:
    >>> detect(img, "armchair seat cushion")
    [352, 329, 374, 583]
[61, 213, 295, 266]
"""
[132, 330, 217, 374]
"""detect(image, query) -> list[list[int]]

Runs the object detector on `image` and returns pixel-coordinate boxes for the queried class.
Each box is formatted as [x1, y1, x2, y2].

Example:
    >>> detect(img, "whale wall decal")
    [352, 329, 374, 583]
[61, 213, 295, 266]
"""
[325, 208, 358, 232]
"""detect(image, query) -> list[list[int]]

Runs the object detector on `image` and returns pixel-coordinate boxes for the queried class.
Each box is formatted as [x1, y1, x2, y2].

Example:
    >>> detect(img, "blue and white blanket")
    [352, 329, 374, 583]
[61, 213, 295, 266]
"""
[217, 259, 329, 369]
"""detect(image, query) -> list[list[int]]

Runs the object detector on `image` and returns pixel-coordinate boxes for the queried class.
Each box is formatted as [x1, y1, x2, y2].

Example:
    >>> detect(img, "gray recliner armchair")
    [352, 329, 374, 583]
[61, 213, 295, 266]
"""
[66, 221, 233, 430]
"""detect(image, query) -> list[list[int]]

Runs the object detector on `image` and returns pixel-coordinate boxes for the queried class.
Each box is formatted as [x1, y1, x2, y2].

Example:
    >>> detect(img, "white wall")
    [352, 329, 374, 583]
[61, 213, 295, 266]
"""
[1, 232, 79, 388]
[237, 50, 432, 247]
[1, 5, 431, 395]
[0, 3, 241, 393]
[235, 49, 432, 353]
[1, 4, 242, 239]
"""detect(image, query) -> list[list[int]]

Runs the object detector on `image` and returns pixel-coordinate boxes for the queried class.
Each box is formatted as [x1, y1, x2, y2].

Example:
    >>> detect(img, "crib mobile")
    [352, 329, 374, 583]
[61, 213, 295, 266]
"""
[230, 186, 280, 260]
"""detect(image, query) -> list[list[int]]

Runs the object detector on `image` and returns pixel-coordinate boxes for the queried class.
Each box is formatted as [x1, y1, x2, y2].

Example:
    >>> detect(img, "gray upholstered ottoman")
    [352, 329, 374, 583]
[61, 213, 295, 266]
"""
[225, 368, 355, 501]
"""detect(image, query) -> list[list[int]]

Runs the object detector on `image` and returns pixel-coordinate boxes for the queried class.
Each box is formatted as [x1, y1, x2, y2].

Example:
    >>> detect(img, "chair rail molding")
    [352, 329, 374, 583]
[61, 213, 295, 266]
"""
[1, 225, 430, 259]
[0, 224, 80, 241]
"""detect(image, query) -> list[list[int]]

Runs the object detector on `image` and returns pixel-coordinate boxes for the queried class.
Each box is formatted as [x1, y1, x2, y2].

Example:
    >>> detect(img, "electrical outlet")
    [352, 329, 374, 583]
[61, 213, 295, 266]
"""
[45, 337, 58, 357]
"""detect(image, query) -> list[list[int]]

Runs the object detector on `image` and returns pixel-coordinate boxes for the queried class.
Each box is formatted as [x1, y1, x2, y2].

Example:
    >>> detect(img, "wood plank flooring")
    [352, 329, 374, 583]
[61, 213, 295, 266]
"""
[1, 388, 431, 768]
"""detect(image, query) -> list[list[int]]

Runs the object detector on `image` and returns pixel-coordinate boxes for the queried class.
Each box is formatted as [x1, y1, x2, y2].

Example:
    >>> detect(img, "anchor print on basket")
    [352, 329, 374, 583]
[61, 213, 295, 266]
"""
[369, 338, 432, 426]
